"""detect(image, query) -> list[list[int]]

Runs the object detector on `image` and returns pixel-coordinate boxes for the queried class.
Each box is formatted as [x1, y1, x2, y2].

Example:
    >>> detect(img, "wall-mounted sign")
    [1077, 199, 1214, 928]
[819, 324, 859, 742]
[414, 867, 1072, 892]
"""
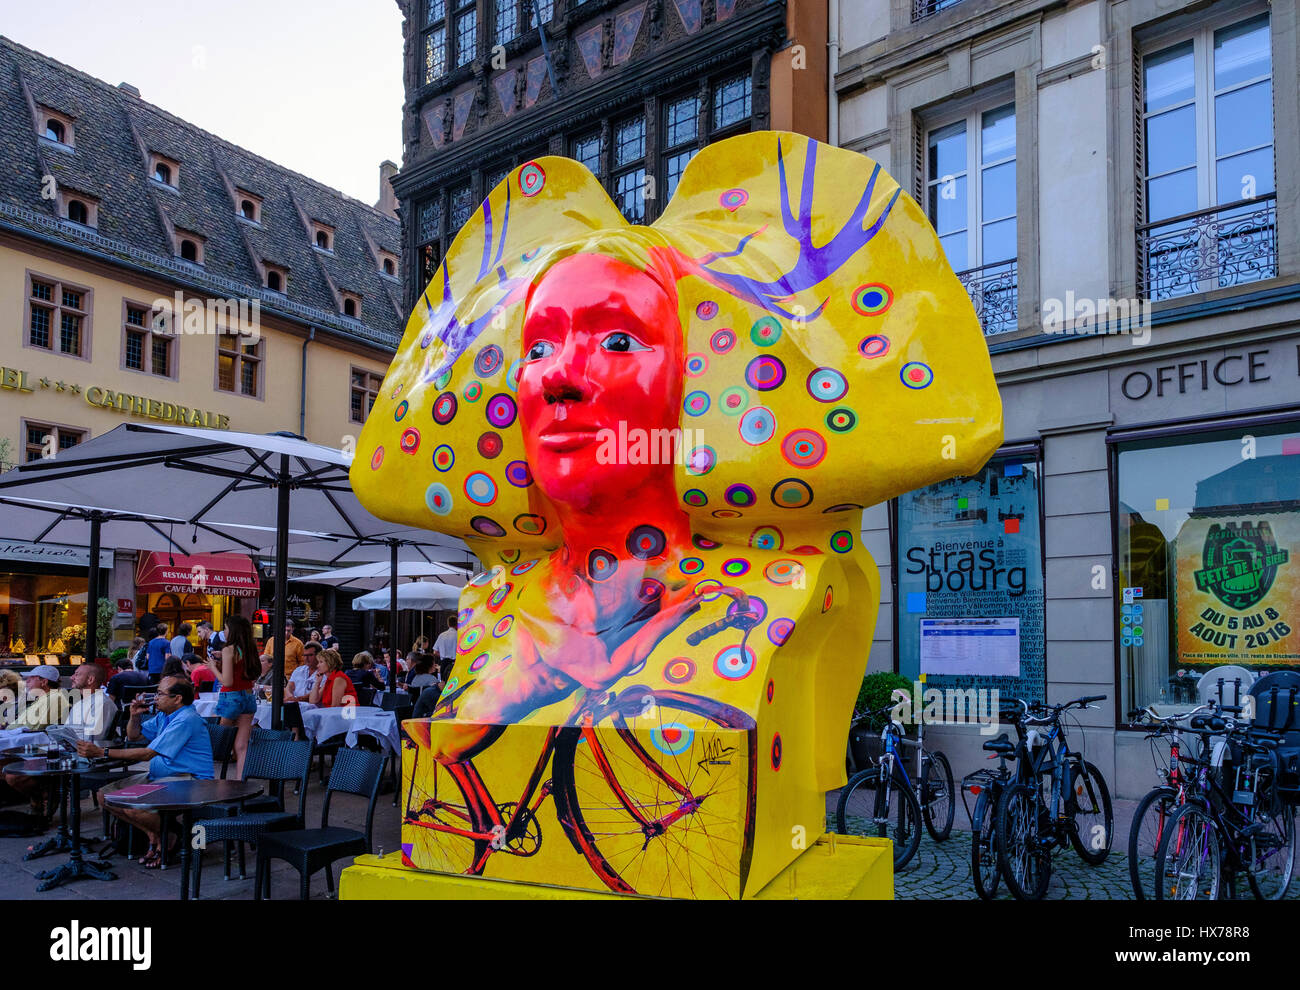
[0, 364, 229, 430]
[0, 539, 113, 569]
[920, 617, 1021, 677]
[1175, 513, 1298, 666]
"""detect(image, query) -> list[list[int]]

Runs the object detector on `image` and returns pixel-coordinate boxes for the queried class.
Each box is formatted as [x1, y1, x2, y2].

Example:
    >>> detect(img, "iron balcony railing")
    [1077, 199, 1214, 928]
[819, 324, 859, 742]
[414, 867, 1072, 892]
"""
[956, 258, 1018, 337]
[1137, 194, 1277, 302]
[913, 0, 966, 21]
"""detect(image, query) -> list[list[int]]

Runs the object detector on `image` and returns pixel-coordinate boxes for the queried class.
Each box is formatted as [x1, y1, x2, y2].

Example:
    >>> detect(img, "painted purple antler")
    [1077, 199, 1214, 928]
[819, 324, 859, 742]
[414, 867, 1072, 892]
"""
[687, 139, 901, 321]
[422, 182, 529, 379]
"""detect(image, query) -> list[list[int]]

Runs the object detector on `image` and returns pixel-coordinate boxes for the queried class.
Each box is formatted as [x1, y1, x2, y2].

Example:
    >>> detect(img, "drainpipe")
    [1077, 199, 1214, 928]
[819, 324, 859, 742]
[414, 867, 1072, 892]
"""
[299, 327, 315, 438]
[828, 0, 840, 148]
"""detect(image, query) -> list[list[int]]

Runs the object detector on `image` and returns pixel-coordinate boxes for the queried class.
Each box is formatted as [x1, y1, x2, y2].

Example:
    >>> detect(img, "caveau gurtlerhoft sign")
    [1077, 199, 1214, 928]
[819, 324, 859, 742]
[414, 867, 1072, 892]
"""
[1175, 514, 1297, 665]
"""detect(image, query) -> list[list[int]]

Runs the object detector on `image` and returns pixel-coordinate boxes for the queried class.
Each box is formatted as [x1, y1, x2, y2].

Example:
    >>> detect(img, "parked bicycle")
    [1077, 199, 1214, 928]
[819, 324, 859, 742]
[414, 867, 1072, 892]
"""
[994, 695, 1113, 900]
[836, 705, 923, 868]
[1154, 708, 1296, 900]
[962, 714, 1019, 899]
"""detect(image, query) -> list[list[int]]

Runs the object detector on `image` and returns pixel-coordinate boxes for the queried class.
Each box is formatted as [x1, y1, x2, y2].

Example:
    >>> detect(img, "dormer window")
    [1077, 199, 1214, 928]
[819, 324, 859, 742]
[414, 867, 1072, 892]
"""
[341, 291, 362, 319]
[378, 250, 400, 279]
[149, 153, 180, 190]
[310, 221, 335, 253]
[175, 230, 205, 265]
[57, 190, 98, 228]
[383, 258, 395, 276]
[38, 109, 74, 149]
[235, 190, 263, 224]
[264, 262, 288, 293]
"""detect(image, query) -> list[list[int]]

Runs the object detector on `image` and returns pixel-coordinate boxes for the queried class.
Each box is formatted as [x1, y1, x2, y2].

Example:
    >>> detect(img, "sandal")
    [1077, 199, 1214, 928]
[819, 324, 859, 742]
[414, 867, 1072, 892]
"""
[138, 844, 158, 866]
[141, 848, 163, 869]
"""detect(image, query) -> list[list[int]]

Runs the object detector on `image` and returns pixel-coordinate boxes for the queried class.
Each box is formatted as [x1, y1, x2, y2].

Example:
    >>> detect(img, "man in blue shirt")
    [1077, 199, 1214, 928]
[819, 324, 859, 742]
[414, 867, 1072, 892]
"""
[78, 675, 213, 867]
[145, 625, 172, 677]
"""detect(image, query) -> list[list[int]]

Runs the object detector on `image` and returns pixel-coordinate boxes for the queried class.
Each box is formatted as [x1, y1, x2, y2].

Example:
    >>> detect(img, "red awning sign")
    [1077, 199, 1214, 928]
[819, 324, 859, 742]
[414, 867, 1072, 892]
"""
[135, 552, 260, 598]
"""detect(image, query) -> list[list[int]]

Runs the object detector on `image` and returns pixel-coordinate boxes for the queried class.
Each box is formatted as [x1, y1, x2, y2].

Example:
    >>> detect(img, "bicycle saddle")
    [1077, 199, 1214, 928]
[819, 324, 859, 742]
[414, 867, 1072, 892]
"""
[982, 733, 1014, 755]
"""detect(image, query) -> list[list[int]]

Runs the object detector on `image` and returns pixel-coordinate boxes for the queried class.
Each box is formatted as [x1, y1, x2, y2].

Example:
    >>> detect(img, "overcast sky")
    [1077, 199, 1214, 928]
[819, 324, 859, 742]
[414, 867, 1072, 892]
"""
[5, 0, 405, 205]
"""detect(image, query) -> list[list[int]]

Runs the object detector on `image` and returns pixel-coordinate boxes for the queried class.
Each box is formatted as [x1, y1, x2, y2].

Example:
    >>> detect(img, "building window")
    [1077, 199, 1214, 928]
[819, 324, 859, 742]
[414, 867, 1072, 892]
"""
[455, 0, 477, 68]
[123, 301, 174, 378]
[449, 183, 475, 232]
[351, 368, 384, 423]
[39, 110, 73, 148]
[154, 163, 172, 185]
[712, 73, 752, 134]
[424, 0, 448, 84]
[1138, 13, 1275, 300]
[533, 0, 554, 23]
[24, 422, 85, 463]
[149, 154, 180, 189]
[44, 120, 65, 143]
[925, 102, 1017, 335]
[57, 190, 98, 228]
[312, 223, 335, 253]
[1115, 420, 1300, 716]
[217, 332, 263, 398]
[912, 0, 965, 20]
[26, 274, 90, 358]
[613, 115, 646, 223]
[264, 263, 288, 293]
[662, 94, 700, 200]
[180, 240, 199, 262]
[495, 0, 518, 45]
[895, 449, 1046, 703]
[571, 131, 603, 178]
[417, 196, 444, 288]
[66, 200, 89, 225]
[342, 293, 362, 319]
[237, 193, 262, 223]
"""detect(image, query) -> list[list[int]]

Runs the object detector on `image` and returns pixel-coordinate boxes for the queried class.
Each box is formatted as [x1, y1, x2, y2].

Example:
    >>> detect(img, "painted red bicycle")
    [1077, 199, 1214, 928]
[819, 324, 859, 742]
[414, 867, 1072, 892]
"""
[402, 591, 761, 897]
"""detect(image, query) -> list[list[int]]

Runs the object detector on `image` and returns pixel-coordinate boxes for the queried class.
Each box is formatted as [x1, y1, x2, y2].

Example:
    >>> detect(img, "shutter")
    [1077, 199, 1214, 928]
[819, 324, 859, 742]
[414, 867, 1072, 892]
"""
[1133, 47, 1145, 226]
[913, 116, 925, 205]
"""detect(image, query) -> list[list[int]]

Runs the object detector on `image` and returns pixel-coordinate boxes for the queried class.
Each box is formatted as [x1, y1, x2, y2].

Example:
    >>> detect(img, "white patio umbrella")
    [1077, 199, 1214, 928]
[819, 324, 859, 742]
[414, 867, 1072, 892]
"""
[0, 423, 467, 723]
[352, 581, 464, 611]
[292, 558, 468, 590]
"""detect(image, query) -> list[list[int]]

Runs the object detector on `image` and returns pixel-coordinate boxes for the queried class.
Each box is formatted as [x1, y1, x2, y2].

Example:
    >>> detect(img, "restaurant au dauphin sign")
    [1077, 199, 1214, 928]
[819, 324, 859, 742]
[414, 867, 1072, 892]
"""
[0, 365, 229, 429]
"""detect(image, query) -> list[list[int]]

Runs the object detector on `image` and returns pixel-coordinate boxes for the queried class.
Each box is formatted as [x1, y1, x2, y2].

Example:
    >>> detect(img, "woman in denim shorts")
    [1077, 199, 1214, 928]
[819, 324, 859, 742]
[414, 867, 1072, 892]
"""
[207, 615, 262, 779]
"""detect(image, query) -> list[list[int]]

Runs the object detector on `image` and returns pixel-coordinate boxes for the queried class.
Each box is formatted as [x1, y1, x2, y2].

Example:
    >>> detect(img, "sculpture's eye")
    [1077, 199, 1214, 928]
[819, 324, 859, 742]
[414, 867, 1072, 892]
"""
[600, 332, 650, 353]
[523, 340, 555, 362]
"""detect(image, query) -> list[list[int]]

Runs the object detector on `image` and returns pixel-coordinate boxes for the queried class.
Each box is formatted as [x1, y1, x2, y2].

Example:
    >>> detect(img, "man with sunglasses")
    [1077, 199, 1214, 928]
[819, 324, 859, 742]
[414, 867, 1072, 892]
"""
[77, 675, 212, 868]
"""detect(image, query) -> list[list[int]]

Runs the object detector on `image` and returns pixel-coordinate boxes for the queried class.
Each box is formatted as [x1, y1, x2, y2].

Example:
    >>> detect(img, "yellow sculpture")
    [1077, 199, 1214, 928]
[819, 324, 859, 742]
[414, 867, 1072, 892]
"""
[351, 132, 1002, 898]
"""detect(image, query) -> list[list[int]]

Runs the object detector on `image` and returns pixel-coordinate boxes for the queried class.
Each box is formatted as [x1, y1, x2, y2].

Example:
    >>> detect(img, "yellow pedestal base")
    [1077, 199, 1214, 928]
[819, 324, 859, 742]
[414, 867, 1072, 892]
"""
[339, 834, 893, 901]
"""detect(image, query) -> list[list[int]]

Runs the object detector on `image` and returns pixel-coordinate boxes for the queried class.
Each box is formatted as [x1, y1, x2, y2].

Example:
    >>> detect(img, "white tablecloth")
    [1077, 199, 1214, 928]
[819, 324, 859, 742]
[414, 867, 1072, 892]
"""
[193, 697, 316, 730]
[301, 706, 400, 755]
[0, 730, 51, 753]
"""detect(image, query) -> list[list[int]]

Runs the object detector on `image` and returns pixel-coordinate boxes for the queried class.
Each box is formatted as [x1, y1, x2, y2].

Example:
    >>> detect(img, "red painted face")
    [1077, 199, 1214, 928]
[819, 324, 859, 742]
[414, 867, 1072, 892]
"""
[518, 254, 683, 510]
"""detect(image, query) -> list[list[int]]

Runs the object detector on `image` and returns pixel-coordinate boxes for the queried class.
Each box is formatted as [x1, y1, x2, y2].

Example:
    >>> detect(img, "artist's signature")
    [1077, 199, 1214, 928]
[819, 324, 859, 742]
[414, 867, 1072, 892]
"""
[697, 736, 735, 776]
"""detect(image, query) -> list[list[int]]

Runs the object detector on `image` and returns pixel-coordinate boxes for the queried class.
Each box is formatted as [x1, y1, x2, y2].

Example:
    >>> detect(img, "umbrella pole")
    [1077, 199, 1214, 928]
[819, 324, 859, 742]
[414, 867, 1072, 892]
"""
[389, 541, 399, 691]
[86, 511, 102, 664]
[271, 455, 290, 731]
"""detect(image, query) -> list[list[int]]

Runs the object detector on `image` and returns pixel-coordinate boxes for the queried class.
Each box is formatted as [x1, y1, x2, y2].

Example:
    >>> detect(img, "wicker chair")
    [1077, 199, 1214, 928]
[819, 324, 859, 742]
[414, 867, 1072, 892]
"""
[255, 748, 385, 900]
[191, 738, 314, 897]
[205, 723, 237, 779]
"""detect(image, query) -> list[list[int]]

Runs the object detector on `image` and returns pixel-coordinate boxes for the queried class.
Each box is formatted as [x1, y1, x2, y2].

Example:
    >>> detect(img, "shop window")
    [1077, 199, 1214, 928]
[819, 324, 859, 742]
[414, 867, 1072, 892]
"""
[26, 272, 91, 358]
[895, 450, 1046, 704]
[1115, 420, 1300, 716]
[217, 331, 263, 398]
[0, 574, 89, 656]
[351, 368, 384, 423]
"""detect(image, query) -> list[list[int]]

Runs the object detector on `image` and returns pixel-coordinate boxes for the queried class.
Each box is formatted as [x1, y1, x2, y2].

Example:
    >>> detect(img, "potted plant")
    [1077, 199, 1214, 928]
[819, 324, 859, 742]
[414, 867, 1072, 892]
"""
[847, 671, 914, 772]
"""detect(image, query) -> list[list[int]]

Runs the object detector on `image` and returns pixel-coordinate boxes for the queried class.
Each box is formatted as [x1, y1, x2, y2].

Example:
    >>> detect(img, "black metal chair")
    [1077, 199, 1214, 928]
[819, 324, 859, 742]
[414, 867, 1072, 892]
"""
[378, 691, 413, 715]
[205, 723, 238, 780]
[192, 738, 314, 896]
[255, 747, 385, 900]
[251, 727, 293, 743]
[356, 686, 376, 708]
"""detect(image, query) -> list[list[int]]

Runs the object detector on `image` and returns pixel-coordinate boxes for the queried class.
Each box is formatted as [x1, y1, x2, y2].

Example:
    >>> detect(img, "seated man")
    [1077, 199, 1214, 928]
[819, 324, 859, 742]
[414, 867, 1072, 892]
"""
[185, 653, 217, 693]
[76, 676, 213, 868]
[284, 641, 321, 702]
[3, 664, 118, 807]
[254, 654, 280, 693]
[0, 666, 69, 732]
[107, 657, 150, 704]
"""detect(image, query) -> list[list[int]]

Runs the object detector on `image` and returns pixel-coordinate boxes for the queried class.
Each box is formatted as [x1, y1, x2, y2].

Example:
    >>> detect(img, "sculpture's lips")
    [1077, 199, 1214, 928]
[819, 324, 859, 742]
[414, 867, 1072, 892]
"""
[537, 429, 602, 453]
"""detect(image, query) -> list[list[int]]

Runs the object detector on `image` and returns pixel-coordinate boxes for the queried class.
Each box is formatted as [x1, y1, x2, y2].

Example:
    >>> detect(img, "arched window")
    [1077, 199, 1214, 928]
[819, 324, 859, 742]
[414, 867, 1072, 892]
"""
[180, 239, 198, 262]
[344, 298, 358, 317]
[316, 230, 330, 250]
[241, 200, 256, 220]
[383, 258, 396, 276]
[45, 120, 65, 143]
[267, 270, 282, 291]
[66, 200, 89, 225]
[154, 162, 172, 185]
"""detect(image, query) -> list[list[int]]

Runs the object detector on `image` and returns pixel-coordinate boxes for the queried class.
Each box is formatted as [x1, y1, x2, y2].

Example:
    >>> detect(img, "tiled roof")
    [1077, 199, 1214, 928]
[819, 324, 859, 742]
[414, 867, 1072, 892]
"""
[0, 36, 405, 350]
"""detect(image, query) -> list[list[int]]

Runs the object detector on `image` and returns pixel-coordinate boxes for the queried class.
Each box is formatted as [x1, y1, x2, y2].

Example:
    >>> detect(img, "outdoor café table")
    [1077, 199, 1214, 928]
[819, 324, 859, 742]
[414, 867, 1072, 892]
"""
[103, 778, 262, 900]
[193, 697, 315, 728]
[7, 756, 129, 891]
[0, 731, 51, 754]
[300, 706, 400, 755]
